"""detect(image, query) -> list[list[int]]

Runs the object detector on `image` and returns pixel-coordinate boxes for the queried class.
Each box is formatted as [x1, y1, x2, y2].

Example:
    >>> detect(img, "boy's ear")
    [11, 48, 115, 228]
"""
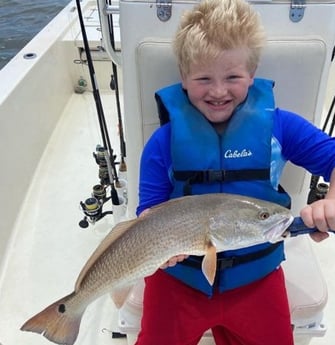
[248, 69, 257, 87]
[249, 66, 257, 80]
[180, 67, 187, 89]
[181, 78, 187, 89]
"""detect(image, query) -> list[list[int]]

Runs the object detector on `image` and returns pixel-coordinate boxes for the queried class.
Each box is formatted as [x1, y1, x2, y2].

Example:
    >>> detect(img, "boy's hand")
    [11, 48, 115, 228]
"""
[300, 198, 335, 242]
[160, 255, 190, 269]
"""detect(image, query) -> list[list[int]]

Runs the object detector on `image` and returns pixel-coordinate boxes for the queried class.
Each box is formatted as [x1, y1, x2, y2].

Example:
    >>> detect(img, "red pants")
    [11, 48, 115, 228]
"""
[135, 267, 293, 345]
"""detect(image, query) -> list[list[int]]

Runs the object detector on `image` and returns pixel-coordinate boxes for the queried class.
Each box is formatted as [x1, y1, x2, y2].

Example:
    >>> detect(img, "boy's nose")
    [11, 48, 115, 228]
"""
[210, 82, 228, 98]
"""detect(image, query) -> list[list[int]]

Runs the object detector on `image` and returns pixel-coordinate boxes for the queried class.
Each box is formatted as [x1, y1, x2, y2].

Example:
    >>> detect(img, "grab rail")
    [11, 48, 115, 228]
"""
[97, 0, 122, 66]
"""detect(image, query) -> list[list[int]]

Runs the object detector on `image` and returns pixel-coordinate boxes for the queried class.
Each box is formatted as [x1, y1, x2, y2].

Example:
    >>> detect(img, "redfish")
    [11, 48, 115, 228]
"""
[21, 193, 293, 345]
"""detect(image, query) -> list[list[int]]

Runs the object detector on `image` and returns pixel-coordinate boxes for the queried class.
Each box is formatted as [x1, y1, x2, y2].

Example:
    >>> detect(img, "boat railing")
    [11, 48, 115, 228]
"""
[97, 0, 122, 66]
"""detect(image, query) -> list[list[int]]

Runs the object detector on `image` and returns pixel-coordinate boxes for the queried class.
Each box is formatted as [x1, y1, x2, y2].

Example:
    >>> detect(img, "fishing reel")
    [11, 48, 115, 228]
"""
[93, 145, 115, 185]
[79, 146, 113, 228]
[79, 196, 103, 228]
[307, 180, 329, 204]
[79, 184, 113, 228]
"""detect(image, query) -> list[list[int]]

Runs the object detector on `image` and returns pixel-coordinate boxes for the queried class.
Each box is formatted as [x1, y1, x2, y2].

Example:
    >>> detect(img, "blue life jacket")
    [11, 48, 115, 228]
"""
[154, 79, 291, 296]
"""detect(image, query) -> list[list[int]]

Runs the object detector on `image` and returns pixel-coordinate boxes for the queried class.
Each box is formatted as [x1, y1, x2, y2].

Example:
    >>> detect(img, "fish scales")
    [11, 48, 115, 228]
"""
[21, 193, 293, 345]
[79, 196, 210, 294]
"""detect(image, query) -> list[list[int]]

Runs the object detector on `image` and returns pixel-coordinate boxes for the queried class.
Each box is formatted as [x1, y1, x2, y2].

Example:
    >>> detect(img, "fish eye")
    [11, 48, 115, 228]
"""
[258, 209, 270, 220]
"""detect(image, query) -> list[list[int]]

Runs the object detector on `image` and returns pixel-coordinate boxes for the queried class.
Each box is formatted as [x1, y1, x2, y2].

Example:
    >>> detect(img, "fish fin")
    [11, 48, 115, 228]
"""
[21, 292, 83, 345]
[75, 219, 138, 291]
[147, 196, 191, 213]
[110, 286, 133, 309]
[201, 242, 217, 286]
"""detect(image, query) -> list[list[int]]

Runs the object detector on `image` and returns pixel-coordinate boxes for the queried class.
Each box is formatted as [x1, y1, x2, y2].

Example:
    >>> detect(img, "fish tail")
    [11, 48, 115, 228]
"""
[21, 292, 84, 345]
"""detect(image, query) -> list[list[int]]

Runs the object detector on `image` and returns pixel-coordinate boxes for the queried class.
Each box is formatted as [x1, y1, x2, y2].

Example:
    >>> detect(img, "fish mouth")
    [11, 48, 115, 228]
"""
[265, 215, 294, 243]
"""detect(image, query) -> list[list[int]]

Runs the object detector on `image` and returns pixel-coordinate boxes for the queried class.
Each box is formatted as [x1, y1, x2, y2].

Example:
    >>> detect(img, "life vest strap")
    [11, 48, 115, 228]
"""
[173, 169, 270, 195]
[173, 169, 270, 184]
[179, 242, 283, 271]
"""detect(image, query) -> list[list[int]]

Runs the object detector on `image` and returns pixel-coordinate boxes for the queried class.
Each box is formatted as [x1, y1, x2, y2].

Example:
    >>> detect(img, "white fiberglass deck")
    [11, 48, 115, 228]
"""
[0, 90, 334, 345]
[0, 92, 128, 345]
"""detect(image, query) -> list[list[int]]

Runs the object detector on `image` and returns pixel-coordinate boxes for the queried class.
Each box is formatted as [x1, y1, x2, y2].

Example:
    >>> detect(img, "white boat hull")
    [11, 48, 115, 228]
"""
[0, 1, 335, 344]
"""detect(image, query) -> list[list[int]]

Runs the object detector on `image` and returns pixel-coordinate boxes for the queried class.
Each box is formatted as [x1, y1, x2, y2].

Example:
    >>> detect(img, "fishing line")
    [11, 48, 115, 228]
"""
[75, 0, 120, 205]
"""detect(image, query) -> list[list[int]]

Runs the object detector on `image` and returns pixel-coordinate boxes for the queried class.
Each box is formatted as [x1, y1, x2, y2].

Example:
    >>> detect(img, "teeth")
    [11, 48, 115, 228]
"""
[211, 101, 225, 105]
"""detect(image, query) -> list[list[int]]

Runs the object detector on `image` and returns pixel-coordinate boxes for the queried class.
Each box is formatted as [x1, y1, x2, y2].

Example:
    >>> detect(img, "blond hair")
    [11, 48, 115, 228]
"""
[174, 0, 266, 75]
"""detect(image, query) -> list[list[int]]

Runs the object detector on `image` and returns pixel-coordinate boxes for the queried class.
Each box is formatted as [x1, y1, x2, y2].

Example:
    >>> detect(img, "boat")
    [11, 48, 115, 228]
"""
[0, 0, 335, 344]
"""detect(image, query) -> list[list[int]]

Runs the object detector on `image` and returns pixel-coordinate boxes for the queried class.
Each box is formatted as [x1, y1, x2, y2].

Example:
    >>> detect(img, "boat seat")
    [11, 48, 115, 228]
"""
[118, 22, 330, 345]
[110, 1, 335, 343]
[135, 38, 326, 197]
[118, 21, 330, 345]
[120, 39, 329, 341]
[114, 0, 335, 216]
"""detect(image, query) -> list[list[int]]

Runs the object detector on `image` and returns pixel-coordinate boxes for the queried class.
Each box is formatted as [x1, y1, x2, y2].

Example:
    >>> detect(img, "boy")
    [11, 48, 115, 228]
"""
[136, 0, 335, 344]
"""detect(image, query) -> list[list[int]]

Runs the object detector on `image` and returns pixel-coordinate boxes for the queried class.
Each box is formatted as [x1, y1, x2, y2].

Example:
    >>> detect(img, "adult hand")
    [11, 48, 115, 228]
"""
[300, 170, 335, 242]
[300, 198, 335, 242]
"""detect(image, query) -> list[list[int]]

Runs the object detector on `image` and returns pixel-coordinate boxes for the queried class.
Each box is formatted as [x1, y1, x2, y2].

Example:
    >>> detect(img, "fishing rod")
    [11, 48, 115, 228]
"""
[106, 0, 127, 173]
[76, 0, 124, 228]
[307, 92, 335, 203]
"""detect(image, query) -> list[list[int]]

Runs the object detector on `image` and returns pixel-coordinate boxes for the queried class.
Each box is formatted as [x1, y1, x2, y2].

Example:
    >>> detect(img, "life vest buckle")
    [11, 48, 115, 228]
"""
[216, 257, 235, 270]
[205, 170, 226, 183]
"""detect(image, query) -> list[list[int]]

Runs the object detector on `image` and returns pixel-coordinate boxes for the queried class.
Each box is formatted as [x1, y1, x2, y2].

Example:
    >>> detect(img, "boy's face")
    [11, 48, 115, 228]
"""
[181, 48, 255, 126]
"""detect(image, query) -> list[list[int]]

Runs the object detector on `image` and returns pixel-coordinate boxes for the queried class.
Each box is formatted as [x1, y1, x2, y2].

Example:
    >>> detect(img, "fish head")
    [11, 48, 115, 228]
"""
[208, 195, 294, 251]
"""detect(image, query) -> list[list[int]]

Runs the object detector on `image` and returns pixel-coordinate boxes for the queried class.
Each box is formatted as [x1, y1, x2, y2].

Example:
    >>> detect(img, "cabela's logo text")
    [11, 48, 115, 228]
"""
[224, 149, 252, 158]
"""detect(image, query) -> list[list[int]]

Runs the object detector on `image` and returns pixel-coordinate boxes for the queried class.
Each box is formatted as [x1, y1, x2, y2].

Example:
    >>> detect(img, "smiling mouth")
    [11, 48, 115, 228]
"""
[206, 99, 233, 108]
[208, 100, 230, 106]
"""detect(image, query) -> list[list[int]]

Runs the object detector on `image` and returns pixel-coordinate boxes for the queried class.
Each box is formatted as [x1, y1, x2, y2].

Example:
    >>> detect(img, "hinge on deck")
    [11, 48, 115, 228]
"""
[156, 0, 172, 22]
[289, 0, 306, 23]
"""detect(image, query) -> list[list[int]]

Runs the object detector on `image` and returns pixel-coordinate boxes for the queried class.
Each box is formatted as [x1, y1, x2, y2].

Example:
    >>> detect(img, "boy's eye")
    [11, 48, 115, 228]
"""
[227, 75, 242, 80]
[195, 77, 210, 81]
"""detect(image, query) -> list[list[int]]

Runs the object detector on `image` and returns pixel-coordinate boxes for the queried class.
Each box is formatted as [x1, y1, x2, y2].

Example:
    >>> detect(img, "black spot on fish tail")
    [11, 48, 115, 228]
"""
[58, 304, 66, 313]
[21, 292, 83, 345]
